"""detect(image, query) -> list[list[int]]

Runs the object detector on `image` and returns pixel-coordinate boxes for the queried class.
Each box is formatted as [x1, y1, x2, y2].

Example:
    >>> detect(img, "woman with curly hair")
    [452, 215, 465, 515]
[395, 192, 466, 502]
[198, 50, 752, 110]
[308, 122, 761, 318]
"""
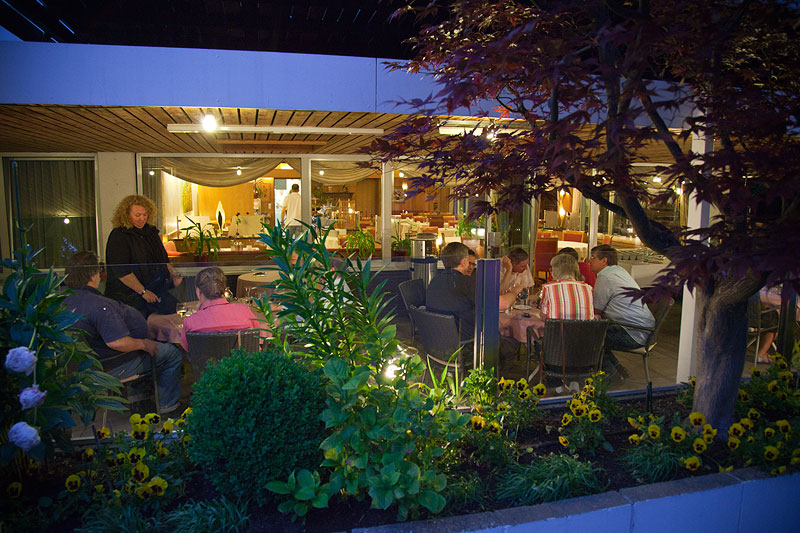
[105, 195, 182, 317]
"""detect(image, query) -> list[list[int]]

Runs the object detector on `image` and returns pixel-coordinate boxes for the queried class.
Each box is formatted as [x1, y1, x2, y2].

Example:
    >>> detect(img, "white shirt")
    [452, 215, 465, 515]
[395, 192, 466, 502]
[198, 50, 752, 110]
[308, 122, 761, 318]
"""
[282, 191, 302, 226]
[593, 265, 654, 345]
[500, 265, 535, 293]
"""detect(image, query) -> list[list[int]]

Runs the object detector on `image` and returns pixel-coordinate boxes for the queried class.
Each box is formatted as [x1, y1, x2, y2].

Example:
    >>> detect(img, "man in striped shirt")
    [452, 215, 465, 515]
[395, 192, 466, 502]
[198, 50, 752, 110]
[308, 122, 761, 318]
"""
[539, 254, 594, 320]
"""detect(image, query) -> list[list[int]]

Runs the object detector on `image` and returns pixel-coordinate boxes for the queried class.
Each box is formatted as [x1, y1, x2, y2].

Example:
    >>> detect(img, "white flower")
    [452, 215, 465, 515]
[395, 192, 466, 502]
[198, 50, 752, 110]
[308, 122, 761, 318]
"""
[4, 347, 37, 376]
[8, 422, 41, 451]
[18, 386, 47, 410]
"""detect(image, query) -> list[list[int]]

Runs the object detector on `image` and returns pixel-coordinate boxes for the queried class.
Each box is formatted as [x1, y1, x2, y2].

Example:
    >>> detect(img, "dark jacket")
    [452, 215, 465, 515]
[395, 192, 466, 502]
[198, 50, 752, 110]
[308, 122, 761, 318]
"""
[425, 268, 476, 340]
[105, 224, 174, 316]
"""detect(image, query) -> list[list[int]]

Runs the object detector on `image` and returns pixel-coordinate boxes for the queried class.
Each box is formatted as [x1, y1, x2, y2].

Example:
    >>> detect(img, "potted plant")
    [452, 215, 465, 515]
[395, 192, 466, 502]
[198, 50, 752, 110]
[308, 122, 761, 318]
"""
[456, 214, 485, 256]
[181, 216, 220, 261]
[344, 222, 376, 259]
[390, 224, 412, 259]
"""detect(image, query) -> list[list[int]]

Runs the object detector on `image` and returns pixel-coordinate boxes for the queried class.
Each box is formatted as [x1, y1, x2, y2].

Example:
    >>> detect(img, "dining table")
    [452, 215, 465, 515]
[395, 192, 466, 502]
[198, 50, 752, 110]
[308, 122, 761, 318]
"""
[236, 270, 282, 298]
[556, 241, 589, 261]
[760, 286, 800, 321]
[498, 305, 546, 344]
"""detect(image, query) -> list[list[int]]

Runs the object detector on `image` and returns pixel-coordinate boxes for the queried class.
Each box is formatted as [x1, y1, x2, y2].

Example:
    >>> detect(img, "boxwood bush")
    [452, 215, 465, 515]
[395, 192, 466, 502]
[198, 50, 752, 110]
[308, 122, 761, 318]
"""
[185, 349, 327, 505]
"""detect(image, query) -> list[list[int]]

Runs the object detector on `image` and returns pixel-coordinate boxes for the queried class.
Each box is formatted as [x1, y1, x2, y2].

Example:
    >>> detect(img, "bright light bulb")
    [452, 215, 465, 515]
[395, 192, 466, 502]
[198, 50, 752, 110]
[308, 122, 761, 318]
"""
[398, 171, 405, 178]
[202, 114, 217, 132]
[401, 183, 408, 190]
[436, 236, 443, 246]
[653, 176, 662, 183]
[559, 207, 566, 217]
[148, 170, 155, 176]
[675, 187, 683, 195]
[348, 208, 354, 214]
[63, 217, 70, 224]
[236, 168, 242, 176]
[319, 170, 324, 176]
[559, 189, 565, 196]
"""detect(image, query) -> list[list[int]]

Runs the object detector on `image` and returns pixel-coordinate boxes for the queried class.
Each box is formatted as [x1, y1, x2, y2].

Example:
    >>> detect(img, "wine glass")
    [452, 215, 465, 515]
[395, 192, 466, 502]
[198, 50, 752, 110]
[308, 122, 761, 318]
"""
[176, 303, 187, 318]
[517, 288, 529, 307]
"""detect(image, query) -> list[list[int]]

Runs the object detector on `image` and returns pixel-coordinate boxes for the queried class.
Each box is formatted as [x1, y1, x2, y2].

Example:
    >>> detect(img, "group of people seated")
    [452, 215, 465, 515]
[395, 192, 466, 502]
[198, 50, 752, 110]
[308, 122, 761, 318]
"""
[424, 241, 655, 381]
[60, 195, 266, 414]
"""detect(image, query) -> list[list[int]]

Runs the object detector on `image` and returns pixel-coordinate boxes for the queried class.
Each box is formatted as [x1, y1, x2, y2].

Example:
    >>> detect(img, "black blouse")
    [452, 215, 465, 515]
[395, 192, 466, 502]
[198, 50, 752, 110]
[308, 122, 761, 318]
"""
[105, 224, 170, 306]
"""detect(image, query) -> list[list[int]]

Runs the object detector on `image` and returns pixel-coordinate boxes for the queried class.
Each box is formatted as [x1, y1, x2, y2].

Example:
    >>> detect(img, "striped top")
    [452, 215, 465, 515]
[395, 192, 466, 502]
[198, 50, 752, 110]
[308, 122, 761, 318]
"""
[540, 280, 594, 320]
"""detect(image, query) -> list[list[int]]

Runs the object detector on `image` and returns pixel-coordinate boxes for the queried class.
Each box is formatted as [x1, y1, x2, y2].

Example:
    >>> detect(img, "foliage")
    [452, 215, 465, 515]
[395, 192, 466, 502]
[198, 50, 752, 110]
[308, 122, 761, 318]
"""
[495, 455, 608, 506]
[462, 366, 496, 408]
[344, 221, 376, 259]
[257, 223, 396, 368]
[159, 498, 250, 533]
[623, 410, 720, 481]
[556, 372, 617, 455]
[1, 244, 125, 466]
[736, 352, 800, 420]
[372, 0, 800, 429]
[181, 217, 220, 259]
[454, 215, 486, 238]
[76, 505, 154, 533]
[266, 468, 330, 520]
[440, 471, 490, 513]
[261, 223, 469, 521]
[391, 234, 412, 255]
[414, 350, 465, 414]
[186, 350, 327, 506]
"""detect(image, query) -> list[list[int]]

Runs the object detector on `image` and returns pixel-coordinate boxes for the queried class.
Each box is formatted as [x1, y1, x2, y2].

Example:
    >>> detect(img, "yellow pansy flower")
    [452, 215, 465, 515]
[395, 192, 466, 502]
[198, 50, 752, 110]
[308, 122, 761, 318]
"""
[629, 434, 641, 446]
[128, 447, 145, 464]
[627, 417, 641, 429]
[692, 438, 707, 454]
[488, 421, 502, 433]
[667, 425, 686, 442]
[764, 446, 779, 461]
[97, 426, 111, 440]
[764, 427, 776, 438]
[561, 413, 573, 426]
[747, 408, 760, 421]
[65, 474, 81, 492]
[532, 383, 547, 398]
[719, 465, 734, 473]
[683, 456, 701, 471]
[728, 423, 745, 438]
[129, 413, 142, 425]
[131, 462, 150, 482]
[739, 418, 753, 430]
[131, 423, 149, 441]
[516, 378, 529, 391]
[688, 376, 696, 387]
[647, 424, 661, 439]
[588, 409, 602, 423]
[750, 367, 762, 377]
[135, 484, 153, 500]
[776, 420, 791, 434]
[767, 380, 780, 393]
[470, 415, 486, 431]
[144, 413, 160, 425]
[148, 476, 168, 496]
[518, 388, 533, 401]
[558, 436, 569, 447]
[738, 389, 750, 403]
[688, 412, 705, 427]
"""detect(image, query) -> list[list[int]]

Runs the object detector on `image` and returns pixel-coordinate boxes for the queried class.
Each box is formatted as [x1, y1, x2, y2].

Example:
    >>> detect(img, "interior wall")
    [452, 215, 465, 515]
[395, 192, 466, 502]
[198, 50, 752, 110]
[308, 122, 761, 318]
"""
[197, 181, 254, 223]
[392, 177, 450, 214]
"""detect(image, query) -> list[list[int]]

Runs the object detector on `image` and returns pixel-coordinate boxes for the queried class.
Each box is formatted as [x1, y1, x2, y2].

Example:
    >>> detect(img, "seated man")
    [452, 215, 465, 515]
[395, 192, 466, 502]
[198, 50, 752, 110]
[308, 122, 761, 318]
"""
[557, 247, 596, 288]
[500, 247, 535, 294]
[589, 245, 655, 378]
[426, 242, 517, 340]
[180, 267, 262, 351]
[63, 251, 183, 413]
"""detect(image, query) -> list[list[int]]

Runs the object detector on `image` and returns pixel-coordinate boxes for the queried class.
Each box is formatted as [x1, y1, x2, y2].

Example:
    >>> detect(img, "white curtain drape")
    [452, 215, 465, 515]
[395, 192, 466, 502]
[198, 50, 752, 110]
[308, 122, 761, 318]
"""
[158, 157, 298, 186]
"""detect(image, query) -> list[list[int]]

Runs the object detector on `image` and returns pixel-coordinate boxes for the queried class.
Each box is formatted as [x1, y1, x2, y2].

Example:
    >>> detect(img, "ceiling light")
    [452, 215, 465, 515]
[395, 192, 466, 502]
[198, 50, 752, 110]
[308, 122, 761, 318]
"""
[168, 124, 384, 135]
[202, 114, 217, 132]
[148, 170, 155, 176]
[675, 187, 683, 195]
[236, 168, 242, 176]
[401, 183, 408, 190]
[398, 171, 404, 178]
[559, 189, 565, 197]
[276, 162, 293, 170]
[653, 176, 662, 183]
[319, 170, 324, 176]
[63, 217, 70, 224]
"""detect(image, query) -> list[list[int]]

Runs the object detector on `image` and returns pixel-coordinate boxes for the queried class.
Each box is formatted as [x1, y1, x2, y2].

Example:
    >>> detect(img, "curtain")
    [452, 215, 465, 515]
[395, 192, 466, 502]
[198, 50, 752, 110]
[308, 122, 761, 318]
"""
[4, 158, 96, 267]
[157, 157, 289, 186]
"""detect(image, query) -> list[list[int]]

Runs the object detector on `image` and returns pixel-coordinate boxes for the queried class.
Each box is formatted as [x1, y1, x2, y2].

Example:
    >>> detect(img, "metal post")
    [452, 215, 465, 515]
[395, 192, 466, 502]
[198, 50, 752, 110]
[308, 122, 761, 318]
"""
[475, 258, 501, 377]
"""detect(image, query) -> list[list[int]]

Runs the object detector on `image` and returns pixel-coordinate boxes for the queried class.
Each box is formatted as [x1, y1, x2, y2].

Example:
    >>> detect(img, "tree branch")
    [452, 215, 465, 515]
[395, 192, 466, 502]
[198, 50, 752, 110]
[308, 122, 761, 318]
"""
[617, 194, 681, 253]
[639, 91, 687, 164]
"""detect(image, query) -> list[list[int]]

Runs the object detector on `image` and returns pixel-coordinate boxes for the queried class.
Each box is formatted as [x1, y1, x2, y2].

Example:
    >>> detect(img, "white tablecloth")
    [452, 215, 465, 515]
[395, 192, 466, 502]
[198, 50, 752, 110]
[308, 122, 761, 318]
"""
[556, 241, 588, 260]
[236, 270, 282, 298]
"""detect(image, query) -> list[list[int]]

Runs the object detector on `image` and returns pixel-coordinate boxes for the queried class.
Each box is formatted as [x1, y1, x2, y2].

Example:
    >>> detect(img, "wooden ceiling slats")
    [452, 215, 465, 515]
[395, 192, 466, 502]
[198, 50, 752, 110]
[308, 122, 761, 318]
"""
[219, 108, 241, 141]
[121, 107, 201, 153]
[141, 106, 212, 153]
[18, 106, 134, 152]
[95, 107, 187, 153]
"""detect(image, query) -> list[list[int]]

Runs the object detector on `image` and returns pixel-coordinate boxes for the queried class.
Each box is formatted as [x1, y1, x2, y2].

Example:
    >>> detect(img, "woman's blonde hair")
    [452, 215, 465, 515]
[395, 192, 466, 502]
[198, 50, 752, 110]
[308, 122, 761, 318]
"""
[111, 195, 157, 229]
[550, 253, 580, 281]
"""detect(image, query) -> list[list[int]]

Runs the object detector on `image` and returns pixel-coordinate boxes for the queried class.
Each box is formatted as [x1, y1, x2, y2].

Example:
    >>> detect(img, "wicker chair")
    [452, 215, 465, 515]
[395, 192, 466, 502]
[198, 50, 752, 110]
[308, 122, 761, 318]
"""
[398, 279, 426, 343]
[409, 305, 473, 382]
[185, 329, 261, 381]
[97, 350, 161, 425]
[527, 319, 609, 387]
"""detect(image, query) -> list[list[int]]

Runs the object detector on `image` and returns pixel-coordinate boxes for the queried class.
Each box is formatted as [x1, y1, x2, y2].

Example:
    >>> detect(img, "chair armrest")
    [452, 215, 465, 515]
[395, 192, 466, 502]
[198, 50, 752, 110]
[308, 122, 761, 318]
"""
[526, 324, 543, 342]
[459, 337, 475, 347]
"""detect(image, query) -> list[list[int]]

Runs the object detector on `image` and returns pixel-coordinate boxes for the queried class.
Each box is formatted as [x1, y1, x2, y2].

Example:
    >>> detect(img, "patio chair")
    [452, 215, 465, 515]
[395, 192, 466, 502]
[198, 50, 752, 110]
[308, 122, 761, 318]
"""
[409, 305, 473, 383]
[185, 329, 261, 381]
[534, 238, 558, 281]
[526, 319, 609, 388]
[398, 279, 426, 344]
[608, 297, 674, 412]
[746, 296, 780, 368]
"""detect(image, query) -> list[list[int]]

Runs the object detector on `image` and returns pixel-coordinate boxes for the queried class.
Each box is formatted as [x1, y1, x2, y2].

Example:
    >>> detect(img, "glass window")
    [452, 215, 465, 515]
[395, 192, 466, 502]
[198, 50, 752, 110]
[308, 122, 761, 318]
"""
[3, 158, 97, 267]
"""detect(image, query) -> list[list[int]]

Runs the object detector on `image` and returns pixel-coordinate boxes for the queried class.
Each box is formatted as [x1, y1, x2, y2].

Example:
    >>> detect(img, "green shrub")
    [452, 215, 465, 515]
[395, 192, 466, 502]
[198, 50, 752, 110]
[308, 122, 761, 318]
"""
[186, 349, 326, 505]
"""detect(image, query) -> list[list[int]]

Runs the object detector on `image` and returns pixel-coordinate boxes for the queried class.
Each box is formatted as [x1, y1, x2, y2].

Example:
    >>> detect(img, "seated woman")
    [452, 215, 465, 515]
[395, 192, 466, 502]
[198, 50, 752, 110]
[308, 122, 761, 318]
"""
[557, 247, 596, 288]
[180, 267, 261, 351]
[539, 253, 594, 320]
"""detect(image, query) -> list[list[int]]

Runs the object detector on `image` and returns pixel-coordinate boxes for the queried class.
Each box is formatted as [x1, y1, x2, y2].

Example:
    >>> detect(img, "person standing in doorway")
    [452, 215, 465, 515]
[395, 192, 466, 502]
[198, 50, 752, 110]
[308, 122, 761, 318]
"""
[281, 183, 303, 238]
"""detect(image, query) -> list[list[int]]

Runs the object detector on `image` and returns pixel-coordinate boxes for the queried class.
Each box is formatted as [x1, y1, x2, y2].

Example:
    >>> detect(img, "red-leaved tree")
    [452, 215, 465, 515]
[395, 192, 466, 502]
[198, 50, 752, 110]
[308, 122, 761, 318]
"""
[369, 0, 800, 428]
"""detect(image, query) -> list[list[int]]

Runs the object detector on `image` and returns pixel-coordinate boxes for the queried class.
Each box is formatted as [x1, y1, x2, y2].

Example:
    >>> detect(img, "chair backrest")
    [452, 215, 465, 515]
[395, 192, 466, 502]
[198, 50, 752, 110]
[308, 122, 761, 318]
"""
[398, 279, 426, 311]
[185, 329, 261, 380]
[563, 230, 584, 243]
[535, 237, 559, 253]
[644, 298, 674, 346]
[540, 319, 609, 374]
[409, 306, 464, 363]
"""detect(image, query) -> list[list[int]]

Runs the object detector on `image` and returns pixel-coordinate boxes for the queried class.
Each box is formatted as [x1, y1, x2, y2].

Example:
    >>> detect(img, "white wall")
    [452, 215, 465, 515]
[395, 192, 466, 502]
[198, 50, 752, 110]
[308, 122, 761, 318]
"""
[96, 152, 136, 259]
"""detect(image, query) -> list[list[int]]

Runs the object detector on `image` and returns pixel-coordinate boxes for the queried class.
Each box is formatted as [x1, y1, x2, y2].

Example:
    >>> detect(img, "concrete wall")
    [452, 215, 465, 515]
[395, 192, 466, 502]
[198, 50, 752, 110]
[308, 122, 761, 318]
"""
[96, 152, 136, 258]
[354, 468, 800, 533]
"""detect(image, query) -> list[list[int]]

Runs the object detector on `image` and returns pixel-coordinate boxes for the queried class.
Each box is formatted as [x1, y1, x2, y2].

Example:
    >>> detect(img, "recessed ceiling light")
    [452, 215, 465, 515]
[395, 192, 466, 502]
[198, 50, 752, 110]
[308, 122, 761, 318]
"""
[319, 170, 324, 175]
[202, 114, 217, 132]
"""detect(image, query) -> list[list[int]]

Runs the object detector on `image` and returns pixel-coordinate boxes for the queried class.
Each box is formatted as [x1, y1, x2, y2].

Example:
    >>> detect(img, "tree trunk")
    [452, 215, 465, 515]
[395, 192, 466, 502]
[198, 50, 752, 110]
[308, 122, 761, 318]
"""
[692, 288, 750, 430]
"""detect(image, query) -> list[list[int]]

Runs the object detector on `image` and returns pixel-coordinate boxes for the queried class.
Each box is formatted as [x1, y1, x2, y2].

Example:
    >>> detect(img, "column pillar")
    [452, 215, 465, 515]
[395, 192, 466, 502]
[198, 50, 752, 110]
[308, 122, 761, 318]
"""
[300, 156, 312, 226]
[380, 162, 393, 262]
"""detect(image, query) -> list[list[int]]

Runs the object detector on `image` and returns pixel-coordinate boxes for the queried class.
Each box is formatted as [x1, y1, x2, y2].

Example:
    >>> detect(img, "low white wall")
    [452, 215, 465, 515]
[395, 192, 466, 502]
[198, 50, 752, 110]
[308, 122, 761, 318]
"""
[353, 468, 800, 533]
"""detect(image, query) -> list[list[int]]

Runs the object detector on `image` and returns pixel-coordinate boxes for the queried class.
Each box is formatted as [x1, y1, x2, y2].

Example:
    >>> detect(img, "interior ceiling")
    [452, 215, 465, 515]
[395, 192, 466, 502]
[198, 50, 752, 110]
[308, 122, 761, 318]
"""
[0, 104, 412, 154]
[0, 0, 426, 59]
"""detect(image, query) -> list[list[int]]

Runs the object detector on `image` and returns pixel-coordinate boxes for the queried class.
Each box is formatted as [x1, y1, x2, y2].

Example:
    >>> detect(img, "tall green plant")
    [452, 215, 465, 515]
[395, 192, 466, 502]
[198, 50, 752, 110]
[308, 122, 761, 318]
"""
[181, 217, 220, 259]
[261, 223, 470, 521]
[1, 245, 125, 466]
[344, 221, 376, 259]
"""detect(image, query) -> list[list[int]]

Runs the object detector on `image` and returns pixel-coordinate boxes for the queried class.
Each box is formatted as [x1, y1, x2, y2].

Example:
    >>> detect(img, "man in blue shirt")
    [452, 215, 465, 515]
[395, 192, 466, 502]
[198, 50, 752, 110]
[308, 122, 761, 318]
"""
[63, 251, 183, 413]
[589, 245, 655, 379]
